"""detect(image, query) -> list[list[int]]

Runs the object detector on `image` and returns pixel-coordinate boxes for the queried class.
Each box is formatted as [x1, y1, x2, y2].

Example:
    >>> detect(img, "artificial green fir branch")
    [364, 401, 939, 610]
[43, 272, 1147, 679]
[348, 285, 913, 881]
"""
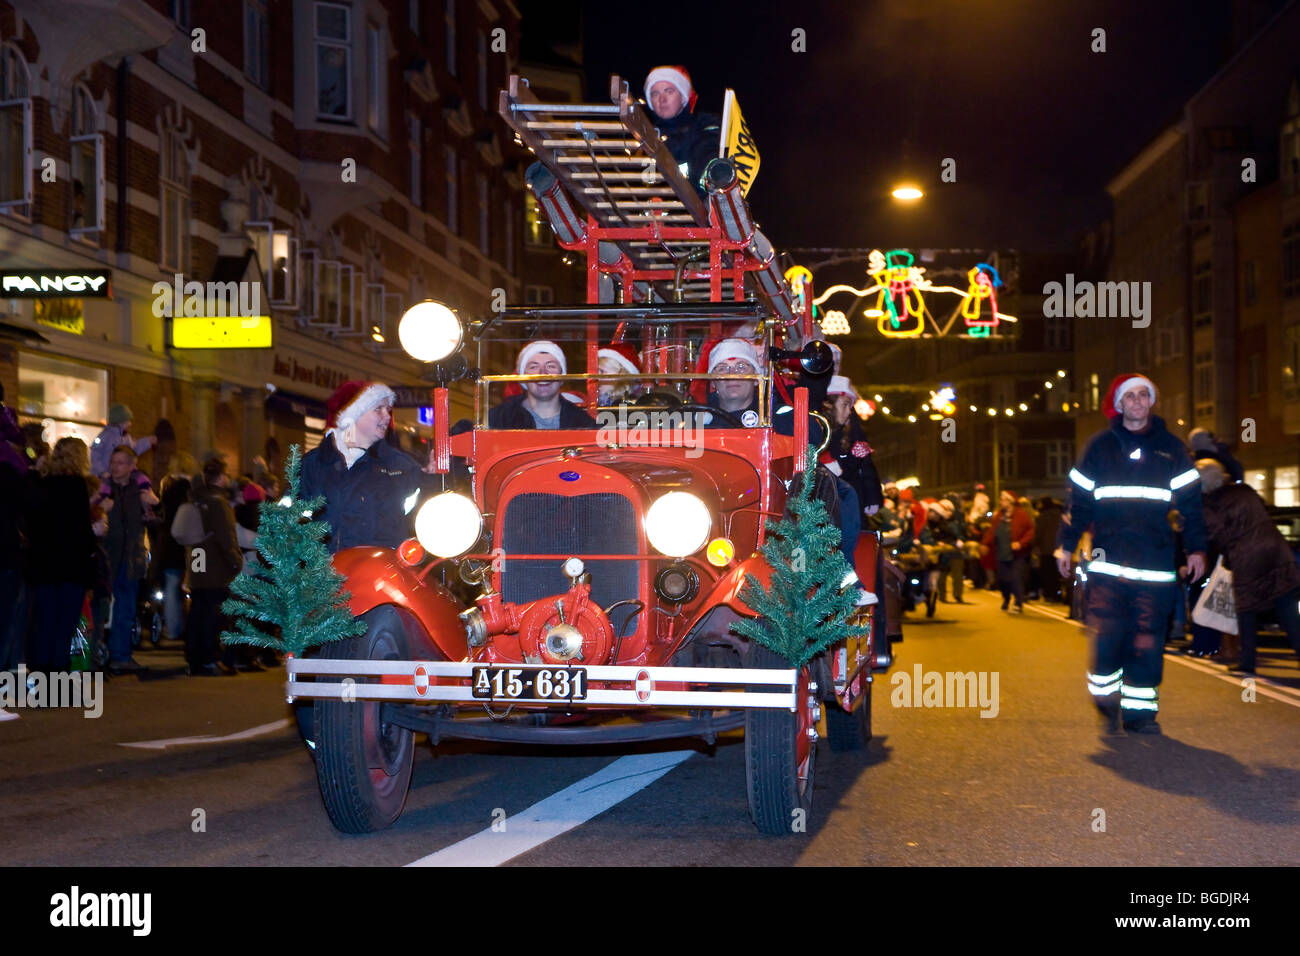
[221, 444, 366, 656]
[730, 447, 867, 667]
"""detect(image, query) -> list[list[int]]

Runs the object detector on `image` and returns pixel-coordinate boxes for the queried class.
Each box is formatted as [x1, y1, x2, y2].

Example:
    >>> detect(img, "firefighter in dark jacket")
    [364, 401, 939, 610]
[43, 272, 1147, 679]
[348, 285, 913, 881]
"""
[300, 381, 435, 553]
[644, 65, 722, 197]
[1055, 373, 1207, 735]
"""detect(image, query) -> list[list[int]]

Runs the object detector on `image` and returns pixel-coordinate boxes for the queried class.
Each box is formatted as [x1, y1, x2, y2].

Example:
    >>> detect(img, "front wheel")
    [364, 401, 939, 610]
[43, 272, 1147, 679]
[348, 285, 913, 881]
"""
[826, 678, 872, 751]
[314, 607, 415, 833]
[745, 643, 817, 835]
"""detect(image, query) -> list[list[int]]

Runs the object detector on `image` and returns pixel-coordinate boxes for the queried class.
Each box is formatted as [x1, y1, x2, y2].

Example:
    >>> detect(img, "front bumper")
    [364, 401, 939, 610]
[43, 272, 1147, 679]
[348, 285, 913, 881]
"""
[286, 658, 798, 711]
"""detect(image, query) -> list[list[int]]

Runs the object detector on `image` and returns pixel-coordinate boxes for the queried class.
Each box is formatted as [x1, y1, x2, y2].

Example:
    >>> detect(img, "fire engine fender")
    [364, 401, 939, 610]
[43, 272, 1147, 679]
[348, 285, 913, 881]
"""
[331, 547, 470, 662]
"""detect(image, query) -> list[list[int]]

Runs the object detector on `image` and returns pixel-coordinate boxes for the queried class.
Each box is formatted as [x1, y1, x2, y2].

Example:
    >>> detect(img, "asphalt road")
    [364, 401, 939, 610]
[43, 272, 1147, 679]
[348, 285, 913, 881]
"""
[4, 588, 1299, 867]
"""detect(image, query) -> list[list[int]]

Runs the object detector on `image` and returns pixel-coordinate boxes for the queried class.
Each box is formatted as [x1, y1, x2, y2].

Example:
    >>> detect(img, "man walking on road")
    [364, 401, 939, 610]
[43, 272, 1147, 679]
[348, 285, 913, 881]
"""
[1055, 373, 1207, 735]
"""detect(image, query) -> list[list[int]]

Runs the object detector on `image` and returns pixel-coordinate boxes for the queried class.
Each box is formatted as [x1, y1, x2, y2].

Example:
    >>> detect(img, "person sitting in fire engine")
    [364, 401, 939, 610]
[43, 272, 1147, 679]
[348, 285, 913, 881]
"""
[489, 340, 598, 430]
[704, 337, 829, 443]
[644, 65, 722, 198]
[597, 343, 644, 406]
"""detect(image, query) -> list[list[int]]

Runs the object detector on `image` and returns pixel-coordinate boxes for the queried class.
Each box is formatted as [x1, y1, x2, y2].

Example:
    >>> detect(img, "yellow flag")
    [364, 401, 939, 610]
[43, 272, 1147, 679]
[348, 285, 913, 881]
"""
[721, 89, 760, 196]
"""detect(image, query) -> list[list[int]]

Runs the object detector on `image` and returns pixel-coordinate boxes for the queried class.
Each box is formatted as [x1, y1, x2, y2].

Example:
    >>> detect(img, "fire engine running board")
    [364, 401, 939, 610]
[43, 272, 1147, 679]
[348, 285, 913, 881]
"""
[286, 659, 798, 711]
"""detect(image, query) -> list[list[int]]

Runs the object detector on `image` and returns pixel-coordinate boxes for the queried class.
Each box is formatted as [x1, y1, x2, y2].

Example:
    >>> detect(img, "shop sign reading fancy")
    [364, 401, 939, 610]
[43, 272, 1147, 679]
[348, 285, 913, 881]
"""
[1, 270, 112, 298]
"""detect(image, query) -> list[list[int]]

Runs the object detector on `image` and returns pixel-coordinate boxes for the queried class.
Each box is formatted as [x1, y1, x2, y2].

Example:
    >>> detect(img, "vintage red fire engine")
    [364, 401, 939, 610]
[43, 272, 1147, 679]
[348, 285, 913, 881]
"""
[288, 76, 894, 835]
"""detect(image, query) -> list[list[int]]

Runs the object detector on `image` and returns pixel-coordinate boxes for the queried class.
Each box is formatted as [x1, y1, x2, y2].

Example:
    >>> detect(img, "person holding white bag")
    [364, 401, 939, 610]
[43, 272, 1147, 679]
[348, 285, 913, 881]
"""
[1195, 455, 1300, 674]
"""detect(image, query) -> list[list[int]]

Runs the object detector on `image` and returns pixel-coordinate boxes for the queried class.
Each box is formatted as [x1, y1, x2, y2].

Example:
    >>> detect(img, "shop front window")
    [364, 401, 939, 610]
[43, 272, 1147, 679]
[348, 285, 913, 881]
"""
[16, 352, 108, 448]
[1275, 466, 1299, 508]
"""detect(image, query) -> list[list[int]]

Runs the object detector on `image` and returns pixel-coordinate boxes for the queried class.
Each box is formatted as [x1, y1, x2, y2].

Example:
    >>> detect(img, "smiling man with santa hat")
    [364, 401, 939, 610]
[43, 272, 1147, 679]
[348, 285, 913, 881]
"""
[488, 340, 597, 430]
[1054, 372, 1207, 736]
[643, 65, 722, 197]
[299, 380, 435, 552]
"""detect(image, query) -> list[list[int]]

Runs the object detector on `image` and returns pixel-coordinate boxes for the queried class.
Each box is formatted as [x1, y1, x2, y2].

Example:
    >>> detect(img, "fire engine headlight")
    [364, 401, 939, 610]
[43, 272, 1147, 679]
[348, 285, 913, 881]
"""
[414, 492, 482, 558]
[398, 300, 462, 363]
[645, 492, 711, 558]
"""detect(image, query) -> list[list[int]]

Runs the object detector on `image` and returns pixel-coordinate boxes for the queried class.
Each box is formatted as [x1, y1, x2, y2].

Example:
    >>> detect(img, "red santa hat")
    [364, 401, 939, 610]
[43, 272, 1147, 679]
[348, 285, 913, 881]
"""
[644, 65, 697, 115]
[598, 343, 641, 376]
[1103, 372, 1157, 419]
[326, 380, 396, 431]
[517, 340, 567, 375]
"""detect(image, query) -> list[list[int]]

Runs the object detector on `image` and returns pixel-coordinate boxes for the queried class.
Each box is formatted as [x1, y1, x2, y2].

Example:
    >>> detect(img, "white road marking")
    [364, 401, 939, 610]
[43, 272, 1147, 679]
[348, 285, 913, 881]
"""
[406, 749, 695, 867]
[1020, 600, 1300, 708]
[119, 718, 292, 749]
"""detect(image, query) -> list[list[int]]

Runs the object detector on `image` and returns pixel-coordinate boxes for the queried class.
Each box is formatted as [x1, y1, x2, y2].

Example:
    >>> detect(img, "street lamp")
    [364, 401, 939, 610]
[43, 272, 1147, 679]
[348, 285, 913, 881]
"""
[891, 184, 924, 201]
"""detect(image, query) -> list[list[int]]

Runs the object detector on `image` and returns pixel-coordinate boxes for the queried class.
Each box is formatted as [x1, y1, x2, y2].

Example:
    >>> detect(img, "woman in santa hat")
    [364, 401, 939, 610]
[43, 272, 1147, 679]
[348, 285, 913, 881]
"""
[299, 380, 436, 553]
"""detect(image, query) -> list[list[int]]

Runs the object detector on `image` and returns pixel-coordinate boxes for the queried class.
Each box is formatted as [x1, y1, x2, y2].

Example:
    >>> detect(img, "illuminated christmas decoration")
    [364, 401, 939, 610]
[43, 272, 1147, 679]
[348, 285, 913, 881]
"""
[961, 263, 1001, 337]
[822, 310, 850, 335]
[784, 265, 813, 315]
[869, 249, 926, 337]
[854, 398, 875, 419]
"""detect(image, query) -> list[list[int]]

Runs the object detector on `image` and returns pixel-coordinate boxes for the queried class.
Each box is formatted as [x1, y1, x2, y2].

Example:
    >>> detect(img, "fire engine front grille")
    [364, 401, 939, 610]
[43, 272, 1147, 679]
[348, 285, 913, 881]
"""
[500, 492, 641, 637]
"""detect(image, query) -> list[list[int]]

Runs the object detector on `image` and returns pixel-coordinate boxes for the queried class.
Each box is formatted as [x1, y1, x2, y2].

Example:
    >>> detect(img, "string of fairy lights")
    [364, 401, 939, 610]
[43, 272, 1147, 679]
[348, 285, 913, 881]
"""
[849, 370, 1075, 427]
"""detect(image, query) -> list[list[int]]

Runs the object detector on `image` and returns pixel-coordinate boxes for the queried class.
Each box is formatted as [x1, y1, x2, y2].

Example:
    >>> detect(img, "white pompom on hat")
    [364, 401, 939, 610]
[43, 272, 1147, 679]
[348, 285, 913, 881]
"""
[516, 340, 567, 375]
[708, 337, 762, 373]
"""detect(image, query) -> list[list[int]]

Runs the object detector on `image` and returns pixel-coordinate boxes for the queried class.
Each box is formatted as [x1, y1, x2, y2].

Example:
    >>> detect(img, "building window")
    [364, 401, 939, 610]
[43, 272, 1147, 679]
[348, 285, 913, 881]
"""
[159, 125, 191, 271]
[1247, 469, 1269, 500]
[444, 0, 456, 77]
[998, 441, 1017, 481]
[0, 43, 32, 219]
[16, 352, 109, 448]
[1043, 313, 1069, 351]
[1192, 260, 1213, 326]
[525, 285, 553, 305]
[504, 200, 514, 274]
[1248, 352, 1263, 398]
[1284, 222, 1300, 299]
[444, 146, 458, 234]
[315, 2, 352, 122]
[366, 23, 385, 134]
[1194, 350, 1214, 419]
[1285, 325, 1300, 399]
[477, 30, 488, 110]
[407, 113, 422, 208]
[1244, 259, 1258, 306]
[478, 173, 489, 256]
[1046, 440, 1073, 479]
[1088, 372, 1099, 413]
[1275, 466, 1300, 508]
[69, 85, 104, 241]
[244, 0, 270, 91]
[524, 191, 548, 246]
[169, 0, 191, 29]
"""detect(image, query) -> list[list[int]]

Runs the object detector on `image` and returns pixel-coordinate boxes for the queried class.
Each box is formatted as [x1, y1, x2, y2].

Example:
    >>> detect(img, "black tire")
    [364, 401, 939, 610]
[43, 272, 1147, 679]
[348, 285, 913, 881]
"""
[295, 702, 317, 760]
[826, 678, 872, 752]
[745, 642, 816, 835]
[314, 607, 415, 833]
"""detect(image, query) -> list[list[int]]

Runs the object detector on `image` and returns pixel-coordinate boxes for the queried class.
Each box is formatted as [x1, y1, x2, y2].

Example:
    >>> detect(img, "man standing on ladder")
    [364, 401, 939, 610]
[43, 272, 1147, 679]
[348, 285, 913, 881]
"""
[1054, 373, 1207, 735]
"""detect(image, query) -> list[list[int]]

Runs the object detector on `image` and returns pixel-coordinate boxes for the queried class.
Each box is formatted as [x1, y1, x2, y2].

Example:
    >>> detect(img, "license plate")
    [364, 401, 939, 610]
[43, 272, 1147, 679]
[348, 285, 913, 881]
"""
[471, 665, 588, 702]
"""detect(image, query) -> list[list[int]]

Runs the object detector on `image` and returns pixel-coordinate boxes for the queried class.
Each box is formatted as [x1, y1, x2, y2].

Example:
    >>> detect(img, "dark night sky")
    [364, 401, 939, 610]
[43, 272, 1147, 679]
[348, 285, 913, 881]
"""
[522, 0, 1244, 254]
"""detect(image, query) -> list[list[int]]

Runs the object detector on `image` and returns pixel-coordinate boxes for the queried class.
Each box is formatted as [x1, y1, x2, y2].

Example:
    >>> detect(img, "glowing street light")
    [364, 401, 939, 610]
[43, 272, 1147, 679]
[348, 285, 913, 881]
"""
[892, 184, 924, 201]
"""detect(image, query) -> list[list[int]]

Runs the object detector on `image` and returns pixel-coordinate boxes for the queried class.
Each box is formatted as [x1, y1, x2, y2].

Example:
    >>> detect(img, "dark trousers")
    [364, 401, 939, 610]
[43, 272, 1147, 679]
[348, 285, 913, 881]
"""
[835, 480, 861, 572]
[996, 556, 1026, 608]
[29, 582, 85, 672]
[0, 570, 23, 670]
[1036, 553, 1062, 601]
[1237, 586, 1300, 672]
[187, 587, 230, 669]
[109, 565, 139, 664]
[1085, 577, 1177, 722]
[938, 557, 965, 600]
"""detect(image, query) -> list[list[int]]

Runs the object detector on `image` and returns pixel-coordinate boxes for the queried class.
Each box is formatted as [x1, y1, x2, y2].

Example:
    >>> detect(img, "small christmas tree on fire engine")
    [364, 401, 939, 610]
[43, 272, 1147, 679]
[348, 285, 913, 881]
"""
[730, 448, 867, 667]
[222, 444, 366, 656]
